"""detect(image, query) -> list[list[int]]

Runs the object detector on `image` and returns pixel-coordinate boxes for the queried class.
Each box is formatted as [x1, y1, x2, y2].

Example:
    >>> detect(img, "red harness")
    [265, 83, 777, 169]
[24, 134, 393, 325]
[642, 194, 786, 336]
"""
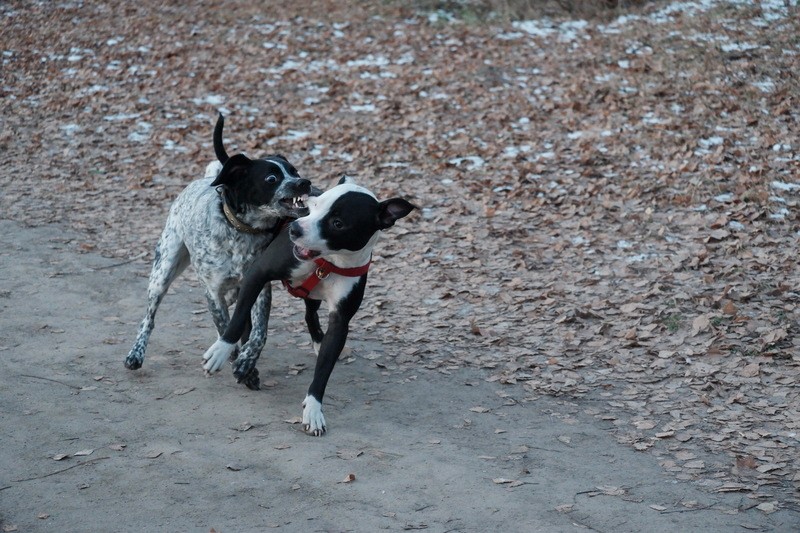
[282, 257, 371, 299]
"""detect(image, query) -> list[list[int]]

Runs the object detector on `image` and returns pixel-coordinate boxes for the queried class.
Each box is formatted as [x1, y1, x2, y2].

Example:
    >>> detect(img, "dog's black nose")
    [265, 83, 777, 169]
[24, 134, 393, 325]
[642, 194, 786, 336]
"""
[297, 178, 311, 194]
[289, 221, 303, 239]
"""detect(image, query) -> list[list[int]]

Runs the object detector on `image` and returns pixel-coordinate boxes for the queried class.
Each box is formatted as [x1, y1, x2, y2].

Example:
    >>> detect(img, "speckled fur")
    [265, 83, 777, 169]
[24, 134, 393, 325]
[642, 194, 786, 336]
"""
[124, 161, 308, 383]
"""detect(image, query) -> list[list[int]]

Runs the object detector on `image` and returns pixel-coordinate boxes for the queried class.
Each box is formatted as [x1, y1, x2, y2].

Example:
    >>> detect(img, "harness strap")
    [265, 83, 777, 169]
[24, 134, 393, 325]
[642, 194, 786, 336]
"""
[282, 257, 371, 299]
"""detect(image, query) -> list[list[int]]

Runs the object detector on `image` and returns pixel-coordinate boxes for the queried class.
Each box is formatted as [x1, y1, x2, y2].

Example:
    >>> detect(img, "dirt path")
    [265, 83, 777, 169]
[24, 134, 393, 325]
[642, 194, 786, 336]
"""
[1, 219, 796, 531]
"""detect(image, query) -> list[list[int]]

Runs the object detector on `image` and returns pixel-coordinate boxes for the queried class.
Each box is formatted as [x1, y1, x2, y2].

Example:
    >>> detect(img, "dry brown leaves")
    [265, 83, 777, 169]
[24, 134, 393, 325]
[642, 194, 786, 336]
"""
[1, 0, 798, 508]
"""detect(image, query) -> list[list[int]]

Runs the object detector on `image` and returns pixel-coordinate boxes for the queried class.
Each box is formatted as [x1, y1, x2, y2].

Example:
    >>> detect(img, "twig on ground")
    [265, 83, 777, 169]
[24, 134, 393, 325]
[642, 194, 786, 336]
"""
[12, 456, 110, 482]
[18, 374, 83, 390]
[50, 252, 148, 276]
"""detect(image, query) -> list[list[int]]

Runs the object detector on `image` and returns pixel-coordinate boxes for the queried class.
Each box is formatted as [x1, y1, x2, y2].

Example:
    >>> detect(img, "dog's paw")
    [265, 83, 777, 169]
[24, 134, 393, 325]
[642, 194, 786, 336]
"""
[302, 395, 326, 436]
[240, 367, 260, 391]
[124, 349, 144, 370]
[202, 339, 235, 373]
[233, 357, 259, 390]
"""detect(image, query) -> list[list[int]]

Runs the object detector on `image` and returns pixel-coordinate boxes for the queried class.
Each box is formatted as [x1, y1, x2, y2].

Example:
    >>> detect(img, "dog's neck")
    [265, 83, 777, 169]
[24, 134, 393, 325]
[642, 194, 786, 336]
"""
[218, 187, 282, 235]
[221, 199, 264, 234]
[320, 233, 379, 270]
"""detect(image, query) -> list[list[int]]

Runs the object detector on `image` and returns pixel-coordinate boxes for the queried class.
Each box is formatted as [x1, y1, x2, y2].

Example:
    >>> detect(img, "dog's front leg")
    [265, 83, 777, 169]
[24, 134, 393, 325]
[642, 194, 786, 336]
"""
[203, 244, 282, 374]
[303, 298, 324, 355]
[302, 312, 351, 436]
[232, 283, 272, 390]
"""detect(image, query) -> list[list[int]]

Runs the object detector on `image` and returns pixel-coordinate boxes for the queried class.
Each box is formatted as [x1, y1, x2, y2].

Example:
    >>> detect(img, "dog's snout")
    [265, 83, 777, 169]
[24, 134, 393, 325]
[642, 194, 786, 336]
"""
[289, 221, 303, 240]
[297, 178, 311, 194]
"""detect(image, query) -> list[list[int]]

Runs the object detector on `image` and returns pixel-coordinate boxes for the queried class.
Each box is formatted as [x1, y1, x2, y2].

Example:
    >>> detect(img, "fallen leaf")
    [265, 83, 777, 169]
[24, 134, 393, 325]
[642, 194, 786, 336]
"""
[274, 444, 291, 450]
[620, 302, 641, 313]
[108, 443, 126, 451]
[469, 406, 490, 413]
[492, 478, 515, 484]
[649, 504, 667, 511]
[173, 387, 195, 396]
[597, 485, 625, 496]
[756, 502, 777, 514]
[691, 314, 710, 336]
[675, 451, 696, 461]
[555, 504, 574, 513]
[53, 454, 69, 461]
[339, 473, 356, 484]
[145, 450, 163, 459]
[74, 449, 94, 457]
[336, 449, 364, 460]
[37, 513, 49, 520]
[739, 363, 760, 377]
[226, 464, 242, 471]
[762, 328, 787, 344]
[284, 417, 302, 425]
[633, 420, 656, 430]
[683, 460, 705, 469]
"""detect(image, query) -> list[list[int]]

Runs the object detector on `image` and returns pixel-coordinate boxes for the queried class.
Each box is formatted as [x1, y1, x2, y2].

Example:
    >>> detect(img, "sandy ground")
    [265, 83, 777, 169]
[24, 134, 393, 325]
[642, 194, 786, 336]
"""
[1, 219, 797, 532]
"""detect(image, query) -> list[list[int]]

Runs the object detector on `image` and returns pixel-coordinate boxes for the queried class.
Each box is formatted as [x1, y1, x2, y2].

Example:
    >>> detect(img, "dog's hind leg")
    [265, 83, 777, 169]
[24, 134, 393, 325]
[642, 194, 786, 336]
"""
[232, 284, 272, 390]
[124, 232, 190, 370]
[304, 298, 324, 355]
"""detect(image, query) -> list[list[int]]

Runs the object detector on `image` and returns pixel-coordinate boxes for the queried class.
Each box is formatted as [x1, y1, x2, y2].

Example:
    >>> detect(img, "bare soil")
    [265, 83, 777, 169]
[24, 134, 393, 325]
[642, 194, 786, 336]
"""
[1, 0, 799, 530]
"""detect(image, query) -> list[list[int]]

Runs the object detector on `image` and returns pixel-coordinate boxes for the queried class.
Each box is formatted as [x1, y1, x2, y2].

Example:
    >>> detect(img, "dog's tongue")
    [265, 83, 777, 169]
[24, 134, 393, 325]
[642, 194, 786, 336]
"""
[293, 245, 321, 261]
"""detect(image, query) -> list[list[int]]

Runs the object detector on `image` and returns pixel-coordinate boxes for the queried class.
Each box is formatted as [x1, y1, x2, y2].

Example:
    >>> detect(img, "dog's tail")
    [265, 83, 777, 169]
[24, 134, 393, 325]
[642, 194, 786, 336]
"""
[213, 112, 229, 164]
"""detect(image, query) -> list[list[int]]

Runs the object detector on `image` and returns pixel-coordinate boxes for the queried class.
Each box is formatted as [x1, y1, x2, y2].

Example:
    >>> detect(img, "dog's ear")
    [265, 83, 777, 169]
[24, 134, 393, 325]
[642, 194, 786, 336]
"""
[376, 198, 417, 229]
[210, 153, 252, 187]
[338, 174, 355, 186]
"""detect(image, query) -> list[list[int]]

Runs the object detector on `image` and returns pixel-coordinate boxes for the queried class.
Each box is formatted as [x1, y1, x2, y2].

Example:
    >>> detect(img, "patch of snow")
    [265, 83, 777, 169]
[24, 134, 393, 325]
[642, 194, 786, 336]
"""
[347, 54, 390, 68]
[163, 139, 188, 153]
[60, 124, 82, 136]
[769, 208, 789, 220]
[720, 42, 759, 53]
[503, 145, 532, 158]
[190, 94, 225, 106]
[698, 136, 724, 149]
[728, 221, 745, 231]
[350, 104, 376, 112]
[449, 156, 485, 169]
[771, 181, 800, 192]
[713, 193, 734, 203]
[103, 112, 141, 121]
[496, 31, 524, 40]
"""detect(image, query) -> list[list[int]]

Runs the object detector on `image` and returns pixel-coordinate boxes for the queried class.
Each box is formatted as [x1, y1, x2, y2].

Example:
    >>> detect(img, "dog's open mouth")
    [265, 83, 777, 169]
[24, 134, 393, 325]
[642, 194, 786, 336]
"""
[280, 195, 309, 217]
[293, 245, 321, 261]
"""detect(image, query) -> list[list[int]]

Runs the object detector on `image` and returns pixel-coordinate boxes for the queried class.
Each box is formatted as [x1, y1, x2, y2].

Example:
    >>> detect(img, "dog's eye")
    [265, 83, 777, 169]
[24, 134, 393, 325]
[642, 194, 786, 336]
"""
[265, 175, 278, 184]
[331, 218, 344, 230]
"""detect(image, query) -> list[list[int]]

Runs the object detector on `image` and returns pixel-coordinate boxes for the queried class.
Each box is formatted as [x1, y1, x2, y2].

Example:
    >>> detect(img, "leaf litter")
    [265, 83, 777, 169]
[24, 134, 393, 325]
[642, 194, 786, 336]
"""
[1, 0, 798, 512]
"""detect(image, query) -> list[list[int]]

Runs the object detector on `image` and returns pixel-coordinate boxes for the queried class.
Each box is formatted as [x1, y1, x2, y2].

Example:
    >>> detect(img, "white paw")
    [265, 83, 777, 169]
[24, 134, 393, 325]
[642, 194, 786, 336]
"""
[302, 395, 326, 436]
[202, 339, 235, 373]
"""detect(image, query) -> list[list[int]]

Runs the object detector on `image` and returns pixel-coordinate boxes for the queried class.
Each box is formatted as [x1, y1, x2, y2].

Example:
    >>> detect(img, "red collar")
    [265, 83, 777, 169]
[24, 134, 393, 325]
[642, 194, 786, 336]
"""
[282, 257, 371, 299]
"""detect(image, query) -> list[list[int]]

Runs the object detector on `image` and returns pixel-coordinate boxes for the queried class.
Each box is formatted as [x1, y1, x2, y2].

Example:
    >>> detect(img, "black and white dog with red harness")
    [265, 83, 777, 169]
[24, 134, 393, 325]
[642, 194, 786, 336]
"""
[202, 176, 417, 435]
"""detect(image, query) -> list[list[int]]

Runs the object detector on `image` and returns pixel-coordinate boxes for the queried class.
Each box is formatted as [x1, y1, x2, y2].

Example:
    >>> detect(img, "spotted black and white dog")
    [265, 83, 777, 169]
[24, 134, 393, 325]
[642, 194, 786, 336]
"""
[202, 176, 416, 435]
[124, 114, 312, 389]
